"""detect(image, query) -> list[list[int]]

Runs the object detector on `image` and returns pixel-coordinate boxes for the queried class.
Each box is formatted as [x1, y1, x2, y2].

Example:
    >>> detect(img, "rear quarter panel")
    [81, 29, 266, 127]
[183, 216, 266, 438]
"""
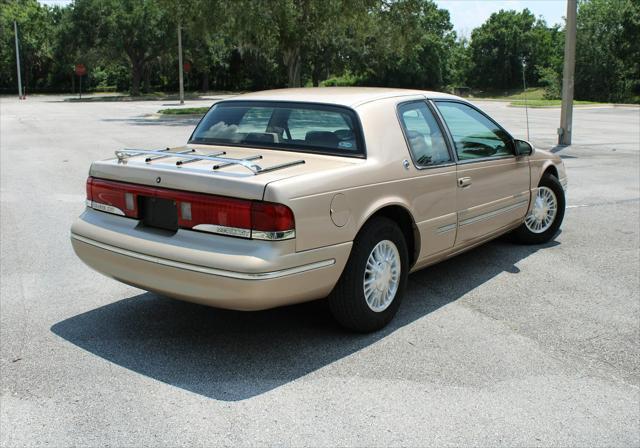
[264, 95, 454, 253]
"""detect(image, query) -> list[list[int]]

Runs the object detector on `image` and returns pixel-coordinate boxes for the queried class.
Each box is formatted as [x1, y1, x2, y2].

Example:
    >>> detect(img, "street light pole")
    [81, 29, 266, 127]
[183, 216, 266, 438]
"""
[559, 0, 577, 145]
[14, 21, 23, 99]
[178, 23, 184, 105]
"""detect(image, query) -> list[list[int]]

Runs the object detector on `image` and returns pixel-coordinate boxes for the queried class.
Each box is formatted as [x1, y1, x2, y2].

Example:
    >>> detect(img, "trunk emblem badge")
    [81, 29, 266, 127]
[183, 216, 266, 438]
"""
[156, 177, 161, 183]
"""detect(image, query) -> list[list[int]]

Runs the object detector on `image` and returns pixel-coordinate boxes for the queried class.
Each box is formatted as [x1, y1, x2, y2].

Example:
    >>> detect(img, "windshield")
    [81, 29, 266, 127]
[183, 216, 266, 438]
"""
[189, 101, 364, 157]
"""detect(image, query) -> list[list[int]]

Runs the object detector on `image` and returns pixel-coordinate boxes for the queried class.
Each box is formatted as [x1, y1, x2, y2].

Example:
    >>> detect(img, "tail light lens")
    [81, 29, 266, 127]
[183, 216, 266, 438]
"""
[86, 177, 138, 217]
[85, 177, 295, 240]
[251, 202, 296, 240]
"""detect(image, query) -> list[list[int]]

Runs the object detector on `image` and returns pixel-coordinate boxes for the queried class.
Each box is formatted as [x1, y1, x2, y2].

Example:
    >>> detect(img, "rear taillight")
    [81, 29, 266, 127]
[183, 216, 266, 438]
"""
[85, 177, 295, 240]
[251, 202, 295, 240]
[86, 177, 139, 217]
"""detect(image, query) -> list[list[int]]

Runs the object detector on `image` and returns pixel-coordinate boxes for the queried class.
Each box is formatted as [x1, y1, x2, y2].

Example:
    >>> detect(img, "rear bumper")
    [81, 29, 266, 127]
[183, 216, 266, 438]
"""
[71, 208, 352, 310]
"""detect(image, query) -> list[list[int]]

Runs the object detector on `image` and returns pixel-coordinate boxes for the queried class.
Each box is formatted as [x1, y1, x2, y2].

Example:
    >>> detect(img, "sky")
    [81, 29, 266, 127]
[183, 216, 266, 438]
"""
[40, 0, 567, 35]
[434, 0, 566, 36]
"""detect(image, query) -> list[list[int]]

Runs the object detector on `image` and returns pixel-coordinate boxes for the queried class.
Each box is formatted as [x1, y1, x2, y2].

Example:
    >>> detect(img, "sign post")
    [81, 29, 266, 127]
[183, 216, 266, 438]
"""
[75, 64, 86, 99]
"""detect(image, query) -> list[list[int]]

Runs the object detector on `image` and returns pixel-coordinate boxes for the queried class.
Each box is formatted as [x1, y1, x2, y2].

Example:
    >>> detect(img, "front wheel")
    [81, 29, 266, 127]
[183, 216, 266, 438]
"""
[513, 173, 565, 244]
[328, 217, 409, 332]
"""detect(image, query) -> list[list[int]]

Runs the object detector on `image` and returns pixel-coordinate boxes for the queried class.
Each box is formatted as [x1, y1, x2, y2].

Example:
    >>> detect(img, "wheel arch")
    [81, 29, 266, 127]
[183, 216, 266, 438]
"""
[531, 160, 560, 190]
[356, 202, 420, 268]
[542, 163, 559, 180]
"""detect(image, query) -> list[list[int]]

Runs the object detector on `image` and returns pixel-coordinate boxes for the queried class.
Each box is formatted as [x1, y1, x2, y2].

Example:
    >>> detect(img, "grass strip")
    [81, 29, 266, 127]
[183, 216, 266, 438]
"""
[158, 107, 210, 115]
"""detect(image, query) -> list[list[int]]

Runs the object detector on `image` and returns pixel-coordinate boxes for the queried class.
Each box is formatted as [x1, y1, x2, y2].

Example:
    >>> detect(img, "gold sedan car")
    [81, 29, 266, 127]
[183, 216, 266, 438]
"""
[71, 88, 567, 331]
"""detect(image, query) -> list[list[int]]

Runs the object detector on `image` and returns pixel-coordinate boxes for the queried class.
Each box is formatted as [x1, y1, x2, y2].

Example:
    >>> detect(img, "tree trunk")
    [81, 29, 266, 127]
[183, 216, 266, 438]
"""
[311, 64, 320, 87]
[283, 47, 301, 88]
[143, 64, 151, 93]
[202, 71, 209, 92]
[131, 62, 143, 96]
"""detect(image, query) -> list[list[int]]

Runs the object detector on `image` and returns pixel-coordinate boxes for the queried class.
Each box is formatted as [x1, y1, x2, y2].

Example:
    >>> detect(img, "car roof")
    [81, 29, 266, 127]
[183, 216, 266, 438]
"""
[225, 87, 460, 108]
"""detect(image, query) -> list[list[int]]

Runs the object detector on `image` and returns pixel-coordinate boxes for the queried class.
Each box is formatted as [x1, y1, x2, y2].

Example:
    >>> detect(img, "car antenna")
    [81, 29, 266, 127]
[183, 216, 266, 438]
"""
[521, 57, 530, 141]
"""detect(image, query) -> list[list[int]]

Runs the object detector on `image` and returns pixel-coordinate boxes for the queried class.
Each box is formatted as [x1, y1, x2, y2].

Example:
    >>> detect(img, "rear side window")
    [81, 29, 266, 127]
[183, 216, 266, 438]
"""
[190, 101, 364, 157]
[398, 101, 452, 166]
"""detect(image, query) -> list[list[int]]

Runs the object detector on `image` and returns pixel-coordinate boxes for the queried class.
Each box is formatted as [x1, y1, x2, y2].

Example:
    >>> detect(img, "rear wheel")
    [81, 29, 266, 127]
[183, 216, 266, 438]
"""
[513, 173, 565, 244]
[328, 217, 409, 332]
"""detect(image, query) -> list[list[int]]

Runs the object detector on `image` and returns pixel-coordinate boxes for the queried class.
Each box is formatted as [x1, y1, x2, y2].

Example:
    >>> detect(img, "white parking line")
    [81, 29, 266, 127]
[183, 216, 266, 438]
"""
[567, 198, 639, 209]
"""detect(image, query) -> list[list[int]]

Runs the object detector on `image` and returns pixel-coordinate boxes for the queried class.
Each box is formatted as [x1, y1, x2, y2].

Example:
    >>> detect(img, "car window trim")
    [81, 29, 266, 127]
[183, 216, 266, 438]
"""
[188, 100, 367, 159]
[395, 99, 457, 170]
[456, 154, 519, 165]
[427, 99, 459, 163]
[432, 99, 517, 164]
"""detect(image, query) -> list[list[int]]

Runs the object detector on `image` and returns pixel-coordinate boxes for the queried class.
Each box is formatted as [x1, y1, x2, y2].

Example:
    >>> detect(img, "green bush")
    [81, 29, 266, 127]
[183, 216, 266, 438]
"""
[321, 72, 361, 87]
[537, 66, 561, 100]
[89, 67, 108, 89]
[158, 107, 209, 115]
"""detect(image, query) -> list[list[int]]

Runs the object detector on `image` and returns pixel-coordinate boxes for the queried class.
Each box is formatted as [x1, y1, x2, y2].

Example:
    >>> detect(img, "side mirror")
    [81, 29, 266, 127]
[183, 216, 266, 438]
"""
[515, 139, 534, 156]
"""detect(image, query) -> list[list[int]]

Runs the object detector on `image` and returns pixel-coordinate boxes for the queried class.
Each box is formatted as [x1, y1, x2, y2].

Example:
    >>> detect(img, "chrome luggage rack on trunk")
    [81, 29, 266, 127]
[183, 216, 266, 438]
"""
[114, 148, 305, 175]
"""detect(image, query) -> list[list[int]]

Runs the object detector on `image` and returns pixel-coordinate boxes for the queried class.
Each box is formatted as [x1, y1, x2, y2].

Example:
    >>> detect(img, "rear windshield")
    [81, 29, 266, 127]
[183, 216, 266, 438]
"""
[189, 101, 364, 157]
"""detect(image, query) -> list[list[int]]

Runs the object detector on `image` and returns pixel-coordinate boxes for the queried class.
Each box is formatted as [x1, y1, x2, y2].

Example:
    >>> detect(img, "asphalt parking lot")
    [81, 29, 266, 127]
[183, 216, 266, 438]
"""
[1, 94, 638, 447]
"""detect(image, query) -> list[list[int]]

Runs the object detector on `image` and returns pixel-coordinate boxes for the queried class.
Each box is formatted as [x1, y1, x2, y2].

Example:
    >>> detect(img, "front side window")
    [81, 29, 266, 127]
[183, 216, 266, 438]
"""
[435, 101, 514, 161]
[190, 101, 363, 157]
[398, 102, 452, 166]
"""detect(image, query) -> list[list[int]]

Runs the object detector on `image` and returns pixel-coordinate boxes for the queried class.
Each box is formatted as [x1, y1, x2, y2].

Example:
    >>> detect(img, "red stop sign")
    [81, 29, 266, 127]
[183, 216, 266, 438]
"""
[183, 62, 191, 73]
[75, 64, 86, 76]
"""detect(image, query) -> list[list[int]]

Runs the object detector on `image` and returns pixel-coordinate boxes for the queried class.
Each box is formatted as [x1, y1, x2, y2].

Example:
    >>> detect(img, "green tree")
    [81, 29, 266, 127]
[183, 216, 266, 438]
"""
[177, 0, 235, 91]
[354, 0, 455, 89]
[468, 9, 556, 90]
[69, 0, 172, 95]
[0, 0, 57, 93]
[575, 0, 639, 103]
[447, 35, 472, 88]
[303, 0, 378, 86]
[229, 0, 374, 88]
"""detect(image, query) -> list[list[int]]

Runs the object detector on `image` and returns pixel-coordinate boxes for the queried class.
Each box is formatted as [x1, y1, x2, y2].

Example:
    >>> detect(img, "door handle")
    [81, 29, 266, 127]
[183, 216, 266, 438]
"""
[458, 177, 472, 188]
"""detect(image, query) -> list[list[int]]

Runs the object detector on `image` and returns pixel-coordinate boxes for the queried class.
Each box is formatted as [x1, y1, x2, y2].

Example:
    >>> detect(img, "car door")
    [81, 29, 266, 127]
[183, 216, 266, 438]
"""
[433, 100, 530, 245]
[397, 100, 458, 260]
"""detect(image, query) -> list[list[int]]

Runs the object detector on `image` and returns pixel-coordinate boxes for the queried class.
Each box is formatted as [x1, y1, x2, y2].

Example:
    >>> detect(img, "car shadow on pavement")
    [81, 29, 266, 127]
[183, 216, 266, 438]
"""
[51, 238, 559, 401]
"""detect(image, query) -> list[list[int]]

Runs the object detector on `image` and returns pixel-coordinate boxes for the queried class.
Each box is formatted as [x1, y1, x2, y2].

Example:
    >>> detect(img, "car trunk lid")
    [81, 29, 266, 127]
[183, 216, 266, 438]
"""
[89, 144, 358, 200]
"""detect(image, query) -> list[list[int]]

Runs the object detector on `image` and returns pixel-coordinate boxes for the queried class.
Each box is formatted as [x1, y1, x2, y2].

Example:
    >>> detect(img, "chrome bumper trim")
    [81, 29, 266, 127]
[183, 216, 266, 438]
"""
[70, 233, 335, 280]
[191, 224, 295, 240]
[192, 223, 252, 239]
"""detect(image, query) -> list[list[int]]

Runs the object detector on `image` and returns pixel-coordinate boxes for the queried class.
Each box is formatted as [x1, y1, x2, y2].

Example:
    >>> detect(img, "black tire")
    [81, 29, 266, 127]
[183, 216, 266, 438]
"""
[512, 173, 565, 244]
[328, 216, 409, 332]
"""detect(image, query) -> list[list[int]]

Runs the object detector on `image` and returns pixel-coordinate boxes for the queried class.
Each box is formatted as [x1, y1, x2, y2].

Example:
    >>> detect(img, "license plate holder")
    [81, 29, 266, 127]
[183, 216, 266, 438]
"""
[139, 196, 178, 232]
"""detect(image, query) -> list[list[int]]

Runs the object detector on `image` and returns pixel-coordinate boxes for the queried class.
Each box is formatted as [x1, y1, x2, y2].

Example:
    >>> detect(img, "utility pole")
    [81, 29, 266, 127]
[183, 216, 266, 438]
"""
[14, 21, 23, 99]
[178, 23, 184, 105]
[559, 0, 577, 145]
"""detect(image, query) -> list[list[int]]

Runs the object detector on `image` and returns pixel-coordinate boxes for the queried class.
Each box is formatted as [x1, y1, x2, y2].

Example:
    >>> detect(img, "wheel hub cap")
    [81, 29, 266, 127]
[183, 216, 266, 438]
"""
[525, 186, 558, 234]
[364, 240, 400, 312]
